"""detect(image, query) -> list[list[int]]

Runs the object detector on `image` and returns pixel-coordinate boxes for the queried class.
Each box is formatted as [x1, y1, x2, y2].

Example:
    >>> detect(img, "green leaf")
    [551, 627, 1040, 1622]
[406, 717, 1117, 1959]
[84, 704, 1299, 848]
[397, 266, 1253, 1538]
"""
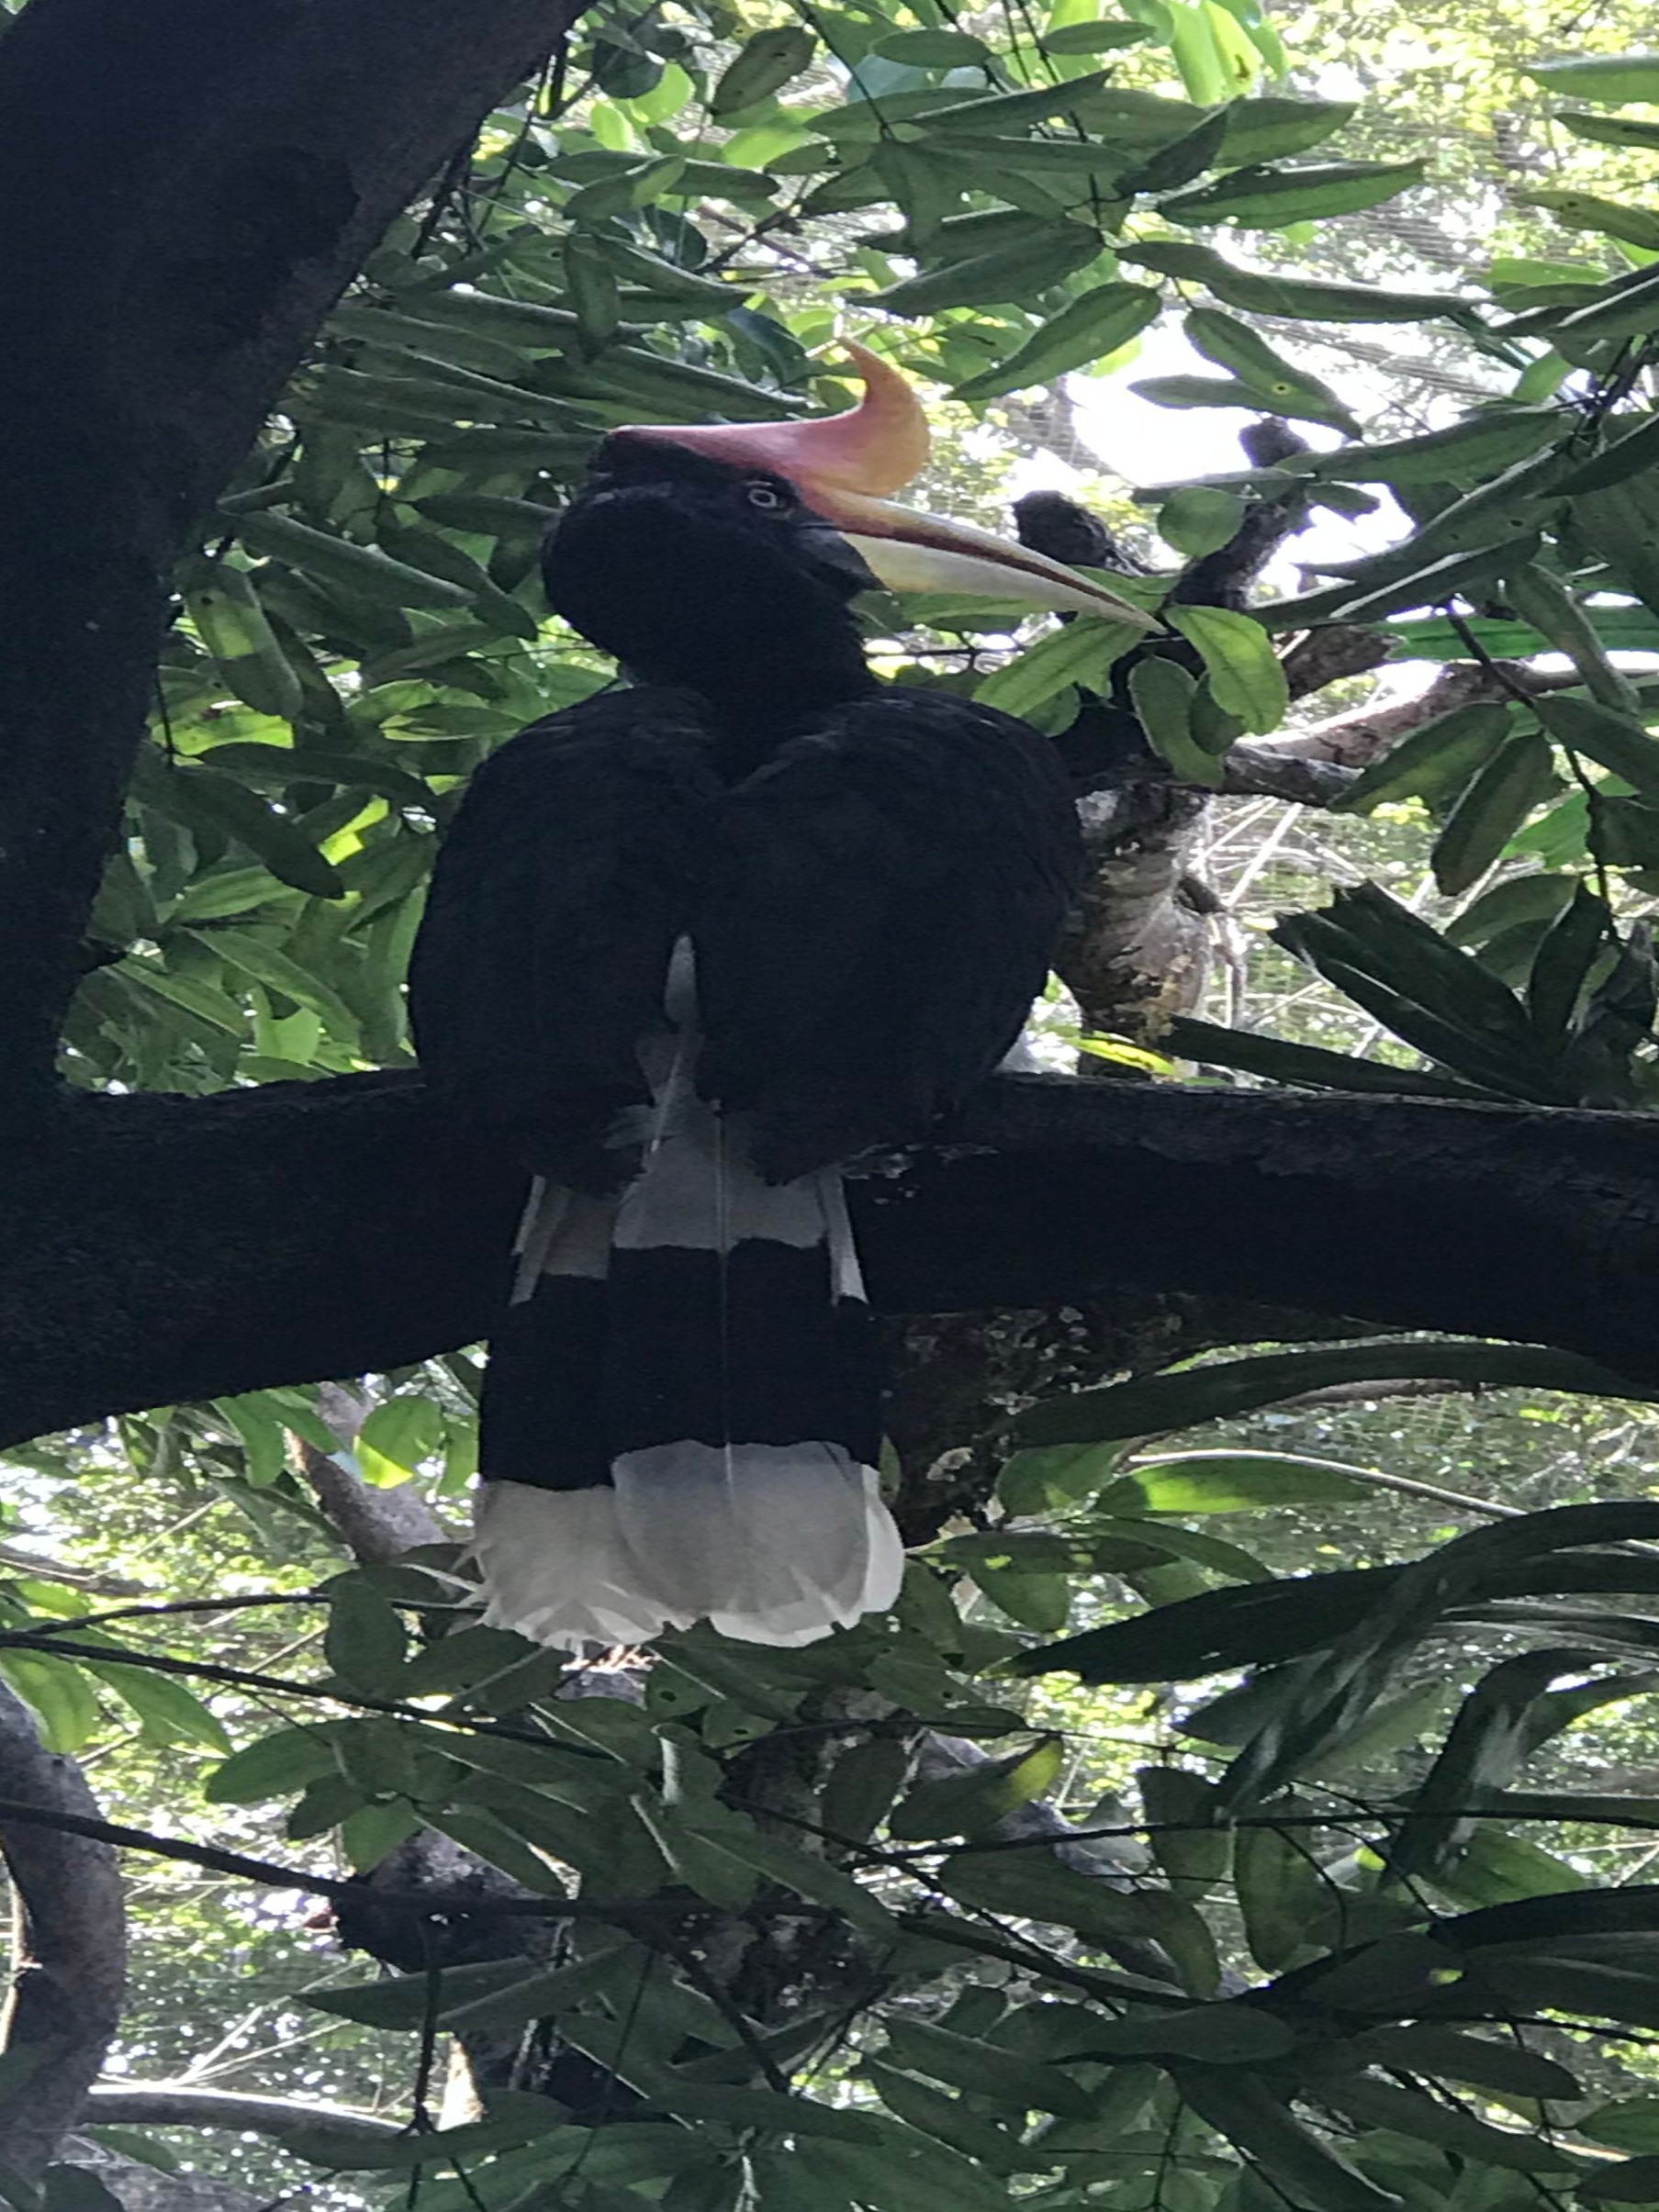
[1524, 51, 1659, 102]
[422, 1804, 570, 1894]
[207, 1726, 337, 1804]
[1176, 2070, 1404, 2212]
[1042, 19, 1152, 51]
[90, 1661, 231, 1752]
[1167, 606, 1287, 734]
[711, 26, 816, 114]
[1108, 1450, 1370, 1512]
[890, 1736, 1064, 1840]
[1217, 95, 1357, 163]
[1168, 1014, 1477, 1097]
[1358, 2023, 1578, 2102]
[951, 283, 1160, 400]
[1431, 729, 1559, 896]
[1141, 1765, 1230, 1894]
[1306, 406, 1563, 486]
[151, 769, 345, 899]
[1123, 237, 1462, 322]
[1535, 694, 1659, 804]
[1556, 109, 1659, 151]
[1160, 159, 1424, 228]
[323, 1577, 408, 1696]
[860, 2061, 1024, 2172]
[1159, 486, 1246, 559]
[0, 1653, 101, 1754]
[1529, 883, 1611, 1038]
[206, 928, 360, 1040]
[881, 2016, 1095, 2119]
[1129, 655, 1222, 785]
[1572, 475, 1659, 620]
[870, 223, 1101, 315]
[1183, 307, 1361, 434]
[915, 67, 1117, 134]
[1579, 2156, 1659, 2203]
[185, 567, 305, 721]
[823, 1736, 911, 1843]
[976, 616, 1143, 717]
[356, 1394, 444, 1486]
[875, 29, 991, 65]
[936, 1842, 1167, 1951]
[1585, 2103, 1659, 2155]
[1013, 1337, 1656, 1451]
[1519, 190, 1659, 254]
[1337, 701, 1516, 815]
[234, 509, 474, 609]
[340, 1797, 423, 1871]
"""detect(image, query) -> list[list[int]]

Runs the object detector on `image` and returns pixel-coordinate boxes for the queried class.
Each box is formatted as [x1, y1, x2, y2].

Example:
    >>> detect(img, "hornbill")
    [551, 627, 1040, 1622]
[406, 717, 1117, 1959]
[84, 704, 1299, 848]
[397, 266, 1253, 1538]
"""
[408, 343, 1155, 1649]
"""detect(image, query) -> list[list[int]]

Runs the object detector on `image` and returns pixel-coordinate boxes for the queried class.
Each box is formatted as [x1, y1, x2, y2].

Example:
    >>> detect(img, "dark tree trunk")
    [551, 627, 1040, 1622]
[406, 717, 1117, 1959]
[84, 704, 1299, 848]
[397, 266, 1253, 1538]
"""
[0, 0, 580, 1089]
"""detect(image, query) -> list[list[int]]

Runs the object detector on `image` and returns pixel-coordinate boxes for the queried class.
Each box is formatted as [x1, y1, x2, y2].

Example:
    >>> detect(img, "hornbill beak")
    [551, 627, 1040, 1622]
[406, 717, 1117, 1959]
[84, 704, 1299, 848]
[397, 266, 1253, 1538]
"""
[617, 341, 1161, 630]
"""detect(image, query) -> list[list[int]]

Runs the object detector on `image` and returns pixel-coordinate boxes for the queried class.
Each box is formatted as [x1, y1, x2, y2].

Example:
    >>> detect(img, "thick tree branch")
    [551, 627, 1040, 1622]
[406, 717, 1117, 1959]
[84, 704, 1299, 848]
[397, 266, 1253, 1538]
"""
[0, 1684, 127, 2179]
[3, 1071, 1659, 1455]
[0, 0, 575, 1086]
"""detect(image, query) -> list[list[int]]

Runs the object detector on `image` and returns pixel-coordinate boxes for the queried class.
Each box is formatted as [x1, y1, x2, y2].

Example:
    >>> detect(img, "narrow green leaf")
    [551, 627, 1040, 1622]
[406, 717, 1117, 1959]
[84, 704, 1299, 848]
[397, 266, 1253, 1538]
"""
[890, 1736, 1064, 1840]
[951, 283, 1160, 400]
[976, 616, 1143, 718]
[881, 2016, 1095, 2119]
[875, 28, 991, 65]
[1174, 2068, 1402, 2212]
[1431, 730, 1559, 895]
[1337, 701, 1516, 815]
[152, 771, 345, 899]
[1519, 190, 1659, 253]
[1014, 1338, 1655, 1451]
[1536, 694, 1659, 802]
[207, 928, 360, 1040]
[1525, 52, 1659, 102]
[712, 24, 817, 112]
[1184, 307, 1361, 434]
[870, 223, 1101, 315]
[1160, 159, 1424, 228]
[233, 510, 473, 609]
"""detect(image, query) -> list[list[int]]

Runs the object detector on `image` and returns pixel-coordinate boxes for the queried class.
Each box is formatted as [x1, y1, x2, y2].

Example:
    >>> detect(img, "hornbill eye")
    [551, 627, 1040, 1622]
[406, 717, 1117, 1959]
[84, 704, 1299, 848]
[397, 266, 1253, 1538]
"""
[744, 478, 792, 512]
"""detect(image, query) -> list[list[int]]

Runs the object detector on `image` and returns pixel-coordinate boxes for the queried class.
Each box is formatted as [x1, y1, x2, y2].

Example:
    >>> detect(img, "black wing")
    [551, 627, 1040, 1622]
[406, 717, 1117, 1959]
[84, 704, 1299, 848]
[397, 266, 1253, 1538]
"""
[408, 687, 720, 1173]
[692, 688, 1082, 1178]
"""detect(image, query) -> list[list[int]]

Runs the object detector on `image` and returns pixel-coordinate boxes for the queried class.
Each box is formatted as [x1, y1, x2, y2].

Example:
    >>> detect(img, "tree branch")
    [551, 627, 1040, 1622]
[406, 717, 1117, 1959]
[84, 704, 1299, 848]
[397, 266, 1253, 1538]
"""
[84, 2084, 401, 2143]
[0, 0, 577, 1086]
[3, 1070, 1659, 1455]
[0, 1685, 127, 2179]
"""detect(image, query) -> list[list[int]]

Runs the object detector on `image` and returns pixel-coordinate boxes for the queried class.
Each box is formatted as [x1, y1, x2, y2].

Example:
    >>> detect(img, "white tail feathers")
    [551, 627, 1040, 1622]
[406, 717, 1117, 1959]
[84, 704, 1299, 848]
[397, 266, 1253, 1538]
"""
[474, 941, 902, 1653]
[475, 1450, 902, 1649]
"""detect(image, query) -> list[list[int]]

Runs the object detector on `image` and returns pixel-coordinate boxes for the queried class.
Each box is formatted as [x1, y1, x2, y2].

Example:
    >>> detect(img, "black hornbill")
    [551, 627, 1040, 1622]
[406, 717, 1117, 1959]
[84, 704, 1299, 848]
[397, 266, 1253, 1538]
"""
[408, 344, 1156, 1648]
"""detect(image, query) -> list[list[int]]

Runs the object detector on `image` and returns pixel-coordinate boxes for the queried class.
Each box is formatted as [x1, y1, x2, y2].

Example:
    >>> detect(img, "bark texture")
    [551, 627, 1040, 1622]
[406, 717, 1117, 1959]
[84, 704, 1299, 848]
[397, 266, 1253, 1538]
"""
[0, 1683, 126, 2179]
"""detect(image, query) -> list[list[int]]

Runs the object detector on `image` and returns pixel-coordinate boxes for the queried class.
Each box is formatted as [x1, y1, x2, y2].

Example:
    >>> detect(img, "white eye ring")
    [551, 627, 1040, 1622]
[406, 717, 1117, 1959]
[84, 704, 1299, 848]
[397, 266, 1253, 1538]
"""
[745, 479, 790, 511]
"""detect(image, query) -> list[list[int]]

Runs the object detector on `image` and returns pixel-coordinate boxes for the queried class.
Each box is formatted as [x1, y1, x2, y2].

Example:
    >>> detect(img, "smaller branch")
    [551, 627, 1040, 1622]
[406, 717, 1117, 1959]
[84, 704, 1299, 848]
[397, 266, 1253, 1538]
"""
[0, 1685, 127, 2179]
[84, 2084, 401, 2143]
[1221, 745, 1356, 807]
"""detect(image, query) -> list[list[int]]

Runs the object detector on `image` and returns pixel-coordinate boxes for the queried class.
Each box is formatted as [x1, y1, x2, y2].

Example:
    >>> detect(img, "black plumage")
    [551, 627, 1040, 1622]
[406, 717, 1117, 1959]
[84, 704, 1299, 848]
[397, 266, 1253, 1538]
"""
[408, 430, 1083, 1647]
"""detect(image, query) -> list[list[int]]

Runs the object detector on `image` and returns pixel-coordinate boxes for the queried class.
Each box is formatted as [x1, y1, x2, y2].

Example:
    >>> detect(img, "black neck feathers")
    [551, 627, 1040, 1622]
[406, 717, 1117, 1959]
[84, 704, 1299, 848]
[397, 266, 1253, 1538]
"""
[541, 437, 880, 763]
